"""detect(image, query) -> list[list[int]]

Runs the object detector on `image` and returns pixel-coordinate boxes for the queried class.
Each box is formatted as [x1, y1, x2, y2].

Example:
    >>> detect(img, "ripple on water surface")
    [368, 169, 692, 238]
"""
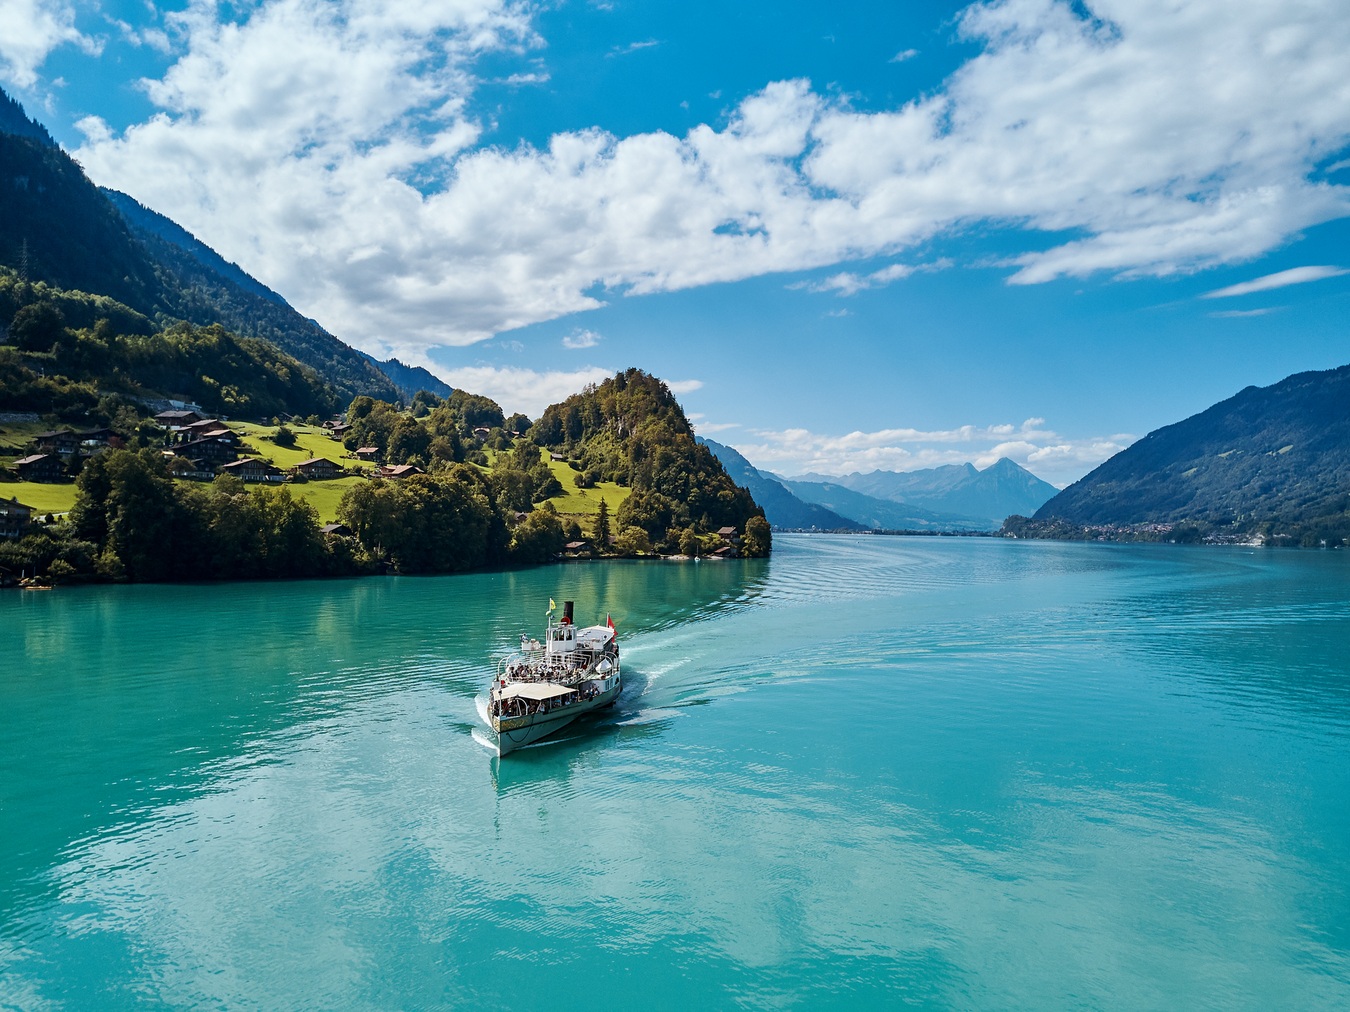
[3, 537, 1349, 1008]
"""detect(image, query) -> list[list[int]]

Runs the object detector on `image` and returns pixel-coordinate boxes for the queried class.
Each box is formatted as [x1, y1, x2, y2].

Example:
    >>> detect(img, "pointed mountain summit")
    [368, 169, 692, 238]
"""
[791, 457, 1057, 524]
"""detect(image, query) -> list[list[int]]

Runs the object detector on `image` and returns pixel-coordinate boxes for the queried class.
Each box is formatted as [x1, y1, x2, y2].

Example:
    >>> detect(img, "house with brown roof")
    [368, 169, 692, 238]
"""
[169, 436, 238, 465]
[13, 454, 63, 481]
[292, 457, 341, 480]
[353, 446, 380, 462]
[219, 458, 285, 483]
[32, 429, 79, 456]
[375, 463, 424, 480]
[154, 409, 203, 426]
[0, 497, 34, 539]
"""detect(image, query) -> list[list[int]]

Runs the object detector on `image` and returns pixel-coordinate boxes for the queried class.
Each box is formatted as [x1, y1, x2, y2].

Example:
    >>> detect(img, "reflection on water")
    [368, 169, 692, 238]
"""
[2, 538, 1349, 1008]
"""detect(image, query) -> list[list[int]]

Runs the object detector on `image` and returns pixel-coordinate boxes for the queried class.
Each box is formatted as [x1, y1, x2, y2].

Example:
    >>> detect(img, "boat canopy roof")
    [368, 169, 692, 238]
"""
[499, 681, 577, 701]
[576, 625, 614, 647]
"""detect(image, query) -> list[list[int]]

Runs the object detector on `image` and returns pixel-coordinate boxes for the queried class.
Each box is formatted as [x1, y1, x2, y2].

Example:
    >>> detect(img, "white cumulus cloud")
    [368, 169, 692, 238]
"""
[0, 0, 93, 87]
[69, 0, 1350, 361]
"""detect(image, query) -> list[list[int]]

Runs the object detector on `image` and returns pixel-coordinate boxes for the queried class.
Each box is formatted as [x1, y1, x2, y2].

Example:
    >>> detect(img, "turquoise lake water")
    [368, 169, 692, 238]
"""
[2, 535, 1349, 1009]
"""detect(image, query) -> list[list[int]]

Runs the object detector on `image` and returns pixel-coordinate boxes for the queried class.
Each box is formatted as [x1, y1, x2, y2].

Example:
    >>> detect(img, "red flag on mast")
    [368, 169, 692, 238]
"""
[607, 614, 614, 630]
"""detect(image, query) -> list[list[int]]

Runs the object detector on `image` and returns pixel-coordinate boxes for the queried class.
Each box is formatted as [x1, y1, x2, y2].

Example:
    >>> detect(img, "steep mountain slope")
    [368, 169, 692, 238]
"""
[0, 89, 56, 147]
[796, 458, 1057, 522]
[0, 87, 399, 404]
[100, 189, 399, 404]
[1036, 363, 1350, 525]
[698, 438, 864, 530]
[360, 352, 454, 401]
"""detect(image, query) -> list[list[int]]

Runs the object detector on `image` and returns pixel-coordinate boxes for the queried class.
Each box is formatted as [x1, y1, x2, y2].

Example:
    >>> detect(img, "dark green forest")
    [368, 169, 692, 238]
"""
[0, 447, 573, 582]
[0, 272, 338, 419]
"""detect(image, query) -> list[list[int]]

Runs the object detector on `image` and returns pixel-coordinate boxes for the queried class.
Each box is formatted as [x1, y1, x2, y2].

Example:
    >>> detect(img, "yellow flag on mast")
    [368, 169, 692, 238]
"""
[547, 598, 556, 614]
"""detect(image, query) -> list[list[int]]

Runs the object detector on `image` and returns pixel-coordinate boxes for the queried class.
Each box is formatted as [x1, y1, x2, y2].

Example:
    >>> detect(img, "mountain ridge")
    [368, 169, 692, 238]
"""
[785, 457, 1057, 524]
[0, 86, 405, 405]
[1034, 363, 1350, 531]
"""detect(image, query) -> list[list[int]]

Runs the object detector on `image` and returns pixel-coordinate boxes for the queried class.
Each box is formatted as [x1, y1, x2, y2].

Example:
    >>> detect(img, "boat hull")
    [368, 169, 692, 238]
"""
[491, 677, 620, 756]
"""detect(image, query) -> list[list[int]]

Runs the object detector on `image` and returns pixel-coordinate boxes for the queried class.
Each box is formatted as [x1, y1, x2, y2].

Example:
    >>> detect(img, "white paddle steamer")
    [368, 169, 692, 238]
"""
[487, 600, 620, 756]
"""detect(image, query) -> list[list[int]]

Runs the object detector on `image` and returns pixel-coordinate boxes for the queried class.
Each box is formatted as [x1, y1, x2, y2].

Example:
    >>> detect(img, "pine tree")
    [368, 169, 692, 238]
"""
[593, 497, 611, 550]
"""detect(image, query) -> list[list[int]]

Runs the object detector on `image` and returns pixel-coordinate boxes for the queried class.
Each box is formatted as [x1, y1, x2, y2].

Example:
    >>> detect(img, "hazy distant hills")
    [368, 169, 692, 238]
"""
[1036, 363, 1350, 527]
[786, 457, 1057, 528]
[0, 86, 409, 405]
[776, 476, 992, 531]
[699, 439, 864, 530]
[700, 438, 1027, 531]
[821, 458, 1058, 521]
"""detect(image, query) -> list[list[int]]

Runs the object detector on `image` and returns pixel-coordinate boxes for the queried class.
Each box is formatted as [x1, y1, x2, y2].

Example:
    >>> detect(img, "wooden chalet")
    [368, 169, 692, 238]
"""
[320, 523, 353, 537]
[0, 497, 34, 539]
[219, 458, 285, 483]
[154, 409, 204, 426]
[182, 418, 232, 439]
[13, 453, 63, 482]
[375, 463, 424, 480]
[32, 429, 79, 456]
[169, 436, 238, 465]
[564, 540, 590, 555]
[326, 422, 351, 438]
[76, 427, 124, 449]
[353, 446, 380, 462]
[292, 457, 341, 480]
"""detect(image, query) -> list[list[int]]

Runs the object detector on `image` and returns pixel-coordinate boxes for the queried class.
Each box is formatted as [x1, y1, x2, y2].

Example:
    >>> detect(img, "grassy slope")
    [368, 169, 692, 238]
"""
[536, 448, 631, 519]
[1, 426, 630, 524]
[0, 480, 77, 514]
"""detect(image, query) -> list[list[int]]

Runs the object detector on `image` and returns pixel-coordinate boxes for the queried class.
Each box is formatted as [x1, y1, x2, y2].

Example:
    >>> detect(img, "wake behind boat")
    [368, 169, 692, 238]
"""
[487, 600, 621, 756]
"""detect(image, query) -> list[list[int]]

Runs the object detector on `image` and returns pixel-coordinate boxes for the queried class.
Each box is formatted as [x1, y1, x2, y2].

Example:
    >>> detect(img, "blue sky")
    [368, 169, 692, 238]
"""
[3, 0, 1348, 485]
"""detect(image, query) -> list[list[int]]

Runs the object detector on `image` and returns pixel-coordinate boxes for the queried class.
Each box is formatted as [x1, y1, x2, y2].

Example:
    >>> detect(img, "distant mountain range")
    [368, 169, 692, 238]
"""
[698, 439, 864, 530]
[0, 86, 456, 407]
[699, 439, 1053, 531]
[1035, 363, 1350, 529]
[792, 458, 1058, 525]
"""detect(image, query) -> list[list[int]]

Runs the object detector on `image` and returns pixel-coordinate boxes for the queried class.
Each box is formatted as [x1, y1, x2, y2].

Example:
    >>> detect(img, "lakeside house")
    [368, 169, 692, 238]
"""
[0, 497, 34, 539]
[219, 458, 285, 483]
[13, 453, 63, 482]
[292, 457, 341, 480]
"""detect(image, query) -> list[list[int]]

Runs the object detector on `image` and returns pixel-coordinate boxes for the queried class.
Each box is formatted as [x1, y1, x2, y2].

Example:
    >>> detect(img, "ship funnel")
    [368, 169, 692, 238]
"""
[563, 600, 574, 625]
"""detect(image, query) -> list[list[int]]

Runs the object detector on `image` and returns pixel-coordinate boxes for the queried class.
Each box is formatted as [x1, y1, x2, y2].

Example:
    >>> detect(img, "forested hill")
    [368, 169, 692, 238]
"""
[0, 271, 339, 419]
[1035, 363, 1350, 528]
[533, 369, 769, 550]
[0, 87, 399, 404]
[0, 89, 56, 148]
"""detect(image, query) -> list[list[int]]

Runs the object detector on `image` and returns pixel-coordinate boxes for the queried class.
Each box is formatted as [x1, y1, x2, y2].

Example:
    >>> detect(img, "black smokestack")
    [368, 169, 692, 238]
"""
[563, 600, 574, 624]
